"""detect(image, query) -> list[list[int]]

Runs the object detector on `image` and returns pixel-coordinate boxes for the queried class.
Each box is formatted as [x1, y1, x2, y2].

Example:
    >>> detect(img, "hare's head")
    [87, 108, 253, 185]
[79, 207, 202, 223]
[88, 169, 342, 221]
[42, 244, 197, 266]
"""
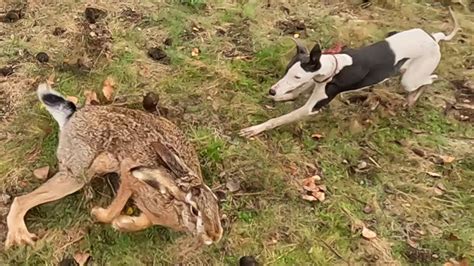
[132, 167, 223, 245]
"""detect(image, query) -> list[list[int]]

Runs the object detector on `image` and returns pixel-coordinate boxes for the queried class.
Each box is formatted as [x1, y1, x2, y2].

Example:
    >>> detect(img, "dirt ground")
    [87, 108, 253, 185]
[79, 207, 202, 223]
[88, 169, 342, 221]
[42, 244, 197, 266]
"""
[0, 0, 473, 265]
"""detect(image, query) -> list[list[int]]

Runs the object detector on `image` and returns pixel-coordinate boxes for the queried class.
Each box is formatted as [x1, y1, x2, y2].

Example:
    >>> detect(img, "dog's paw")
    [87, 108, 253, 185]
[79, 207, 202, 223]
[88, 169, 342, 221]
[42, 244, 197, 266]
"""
[239, 125, 265, 138]
[5, 226, 38, 249]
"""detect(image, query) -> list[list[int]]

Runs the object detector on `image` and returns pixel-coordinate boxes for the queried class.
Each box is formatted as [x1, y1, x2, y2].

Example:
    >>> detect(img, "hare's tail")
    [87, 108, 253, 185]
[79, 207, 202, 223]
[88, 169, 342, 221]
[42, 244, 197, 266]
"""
[37, 83, 76, 130]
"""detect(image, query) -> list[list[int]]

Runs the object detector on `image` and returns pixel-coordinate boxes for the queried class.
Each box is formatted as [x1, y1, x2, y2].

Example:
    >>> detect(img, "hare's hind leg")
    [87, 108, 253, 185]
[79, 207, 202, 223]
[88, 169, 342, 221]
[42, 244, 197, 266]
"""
[112, 213, 153, 232]
[5, 171, 84, 249]
[91, 158, 138, 223]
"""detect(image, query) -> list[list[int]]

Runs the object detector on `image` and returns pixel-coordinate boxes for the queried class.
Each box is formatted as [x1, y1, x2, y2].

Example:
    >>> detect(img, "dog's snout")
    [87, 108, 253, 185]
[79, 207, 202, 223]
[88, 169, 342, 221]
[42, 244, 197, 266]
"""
[268, 89, 276, 96]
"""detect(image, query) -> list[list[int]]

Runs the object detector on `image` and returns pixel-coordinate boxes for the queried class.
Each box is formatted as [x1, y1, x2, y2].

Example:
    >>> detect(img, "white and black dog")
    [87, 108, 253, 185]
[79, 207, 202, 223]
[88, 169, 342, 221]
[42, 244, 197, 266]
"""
[240, 8, 460, 138]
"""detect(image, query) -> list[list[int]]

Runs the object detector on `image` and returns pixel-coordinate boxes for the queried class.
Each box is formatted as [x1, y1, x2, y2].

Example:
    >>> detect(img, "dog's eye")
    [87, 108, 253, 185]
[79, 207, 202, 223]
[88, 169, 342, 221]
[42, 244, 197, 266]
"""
[294, 75, 301, 79]
[190, 206, 199, 216]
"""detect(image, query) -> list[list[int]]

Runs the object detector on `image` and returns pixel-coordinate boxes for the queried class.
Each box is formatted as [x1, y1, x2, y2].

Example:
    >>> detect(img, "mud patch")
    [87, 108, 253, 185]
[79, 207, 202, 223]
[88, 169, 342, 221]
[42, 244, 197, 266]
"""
[120, 8, 142, 23]
[215, 19, 254, 59]
[275, 18, 307, 37]
[445, 80, 474, 123]
[181, 22, 207, 41]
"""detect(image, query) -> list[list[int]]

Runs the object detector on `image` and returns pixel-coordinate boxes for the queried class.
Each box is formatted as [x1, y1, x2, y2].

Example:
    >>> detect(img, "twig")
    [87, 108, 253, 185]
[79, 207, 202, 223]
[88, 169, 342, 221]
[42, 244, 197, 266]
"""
[232, 191, 267, 197]
[316, 237, 349, 264]
[368, 156, 381, 169]
[56, 234, 85, 253]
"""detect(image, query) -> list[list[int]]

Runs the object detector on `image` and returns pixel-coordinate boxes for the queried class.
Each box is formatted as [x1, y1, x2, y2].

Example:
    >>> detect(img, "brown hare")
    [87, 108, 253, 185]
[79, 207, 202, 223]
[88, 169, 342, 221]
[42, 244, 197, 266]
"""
[5, 83, 223, 249]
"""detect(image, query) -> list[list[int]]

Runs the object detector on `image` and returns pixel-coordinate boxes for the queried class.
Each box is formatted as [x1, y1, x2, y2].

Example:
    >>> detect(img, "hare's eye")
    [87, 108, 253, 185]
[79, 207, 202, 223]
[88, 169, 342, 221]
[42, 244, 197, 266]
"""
[190, 206, 199, 216]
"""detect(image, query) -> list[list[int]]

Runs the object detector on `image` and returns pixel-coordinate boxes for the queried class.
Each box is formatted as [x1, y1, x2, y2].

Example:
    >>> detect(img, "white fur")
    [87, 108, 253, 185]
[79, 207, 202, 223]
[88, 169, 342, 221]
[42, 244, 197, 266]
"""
[37, 84, 71, 130]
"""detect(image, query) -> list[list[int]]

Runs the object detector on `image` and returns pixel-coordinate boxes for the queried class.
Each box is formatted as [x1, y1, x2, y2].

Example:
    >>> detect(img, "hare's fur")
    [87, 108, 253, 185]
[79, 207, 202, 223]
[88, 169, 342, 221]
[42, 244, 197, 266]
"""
[6, 89, 222, 248]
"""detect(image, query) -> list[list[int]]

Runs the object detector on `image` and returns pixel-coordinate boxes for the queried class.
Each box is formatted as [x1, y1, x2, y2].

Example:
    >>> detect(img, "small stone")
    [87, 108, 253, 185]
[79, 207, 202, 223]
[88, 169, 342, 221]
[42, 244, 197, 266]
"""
[36, 52, 49, 63]
[85, 7, 106, 24]
[2, 10, 21, 23]
[239, 256, 258, 266]
[147, 47, 170, 64]
[0, 66, 14, 76]
[163, 37, 173, 46]
[357, 161, 368, 169]
[142, 92, 159, 113]
[363, 204, 374, 214]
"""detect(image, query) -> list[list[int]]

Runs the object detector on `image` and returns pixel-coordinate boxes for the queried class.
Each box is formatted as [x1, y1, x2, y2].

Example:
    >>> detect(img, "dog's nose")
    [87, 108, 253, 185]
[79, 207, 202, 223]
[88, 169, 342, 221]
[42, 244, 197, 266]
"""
[268, 89, 276, 96]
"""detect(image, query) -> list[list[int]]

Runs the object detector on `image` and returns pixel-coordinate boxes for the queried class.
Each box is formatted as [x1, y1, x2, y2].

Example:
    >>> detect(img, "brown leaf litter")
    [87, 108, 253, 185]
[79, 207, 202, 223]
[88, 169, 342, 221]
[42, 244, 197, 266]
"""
[300, 175, 326, 202]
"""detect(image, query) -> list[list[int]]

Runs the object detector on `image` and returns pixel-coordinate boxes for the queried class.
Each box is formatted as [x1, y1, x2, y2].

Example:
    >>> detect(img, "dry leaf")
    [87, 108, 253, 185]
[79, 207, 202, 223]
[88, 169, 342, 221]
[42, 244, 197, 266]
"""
[302, 194, 318, 202]
[361, 226, 377, 240]
[264, 105, 275, 110]
[66, 96, 79, 105]
[33, 166, 49, 180]
[293, 33, 300, 38]
[426, 172, 442, 178]
[191, 47, 200, 57]
[311, 133, 323, 140]
[439, 155, 455, 164]
[312, 191, 325, 202]
[317, 184, 327, 192]
[73, 252, 90, 266]
[102, 77, 115, 101]
[84, 90, 99, 105]
[434, 187, 444, 196]
[226, 179, 241, 193]
[46, 73, 55, 85]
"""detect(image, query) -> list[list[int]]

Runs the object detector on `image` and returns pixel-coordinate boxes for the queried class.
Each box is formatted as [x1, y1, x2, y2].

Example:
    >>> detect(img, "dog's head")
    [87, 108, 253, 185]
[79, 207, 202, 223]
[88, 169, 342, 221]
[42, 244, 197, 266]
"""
[269, 41, 324, 98]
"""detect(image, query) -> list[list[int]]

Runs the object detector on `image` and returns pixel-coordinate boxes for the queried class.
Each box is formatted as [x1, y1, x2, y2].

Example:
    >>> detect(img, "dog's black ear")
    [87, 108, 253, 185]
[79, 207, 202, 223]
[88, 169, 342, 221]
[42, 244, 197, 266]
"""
[309, 43, 321, 63]
[295, 42, 308, 55]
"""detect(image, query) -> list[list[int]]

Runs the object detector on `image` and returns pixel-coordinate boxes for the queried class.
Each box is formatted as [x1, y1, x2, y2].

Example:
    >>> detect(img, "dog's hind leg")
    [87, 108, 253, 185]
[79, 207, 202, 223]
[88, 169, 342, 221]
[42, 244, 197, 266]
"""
[5, 171, 84, 248]
[401, 50, 441, 107]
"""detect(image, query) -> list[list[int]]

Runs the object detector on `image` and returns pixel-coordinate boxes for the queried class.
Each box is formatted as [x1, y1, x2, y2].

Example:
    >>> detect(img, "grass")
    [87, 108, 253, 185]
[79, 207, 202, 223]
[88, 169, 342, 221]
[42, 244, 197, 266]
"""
[1, 0, 473, 265]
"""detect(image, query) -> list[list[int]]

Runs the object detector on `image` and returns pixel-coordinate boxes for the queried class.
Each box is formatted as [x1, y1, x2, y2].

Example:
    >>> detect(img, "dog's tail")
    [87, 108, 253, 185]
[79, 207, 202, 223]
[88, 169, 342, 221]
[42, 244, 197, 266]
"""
[432, 7, 460, 43]
[37, 83, 76, 130]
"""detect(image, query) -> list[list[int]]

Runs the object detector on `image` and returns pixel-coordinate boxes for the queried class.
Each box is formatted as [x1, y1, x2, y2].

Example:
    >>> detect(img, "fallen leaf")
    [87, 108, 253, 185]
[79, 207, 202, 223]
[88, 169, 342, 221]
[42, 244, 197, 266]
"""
[311, 133, 323, 140]
[426, 172, 442, 178]
[46, 73, 55, 85]
[102, 76, 115, 101]
[302, 194, 318, 202]
[66, 96, 79, 105]
[311, 190, 325, 202]
[293, 33, 300, 38]
[264, 105, 275, 110]
[191, 47, 200, 57]
[439, 155, 455, 164]
[84, 90, 99, 105]
[434, 187, 444, 196]
[317, 184, 327, 192]
[226, 179, 240, 193]
[361, 226, 377, 240]
[33, 166, 49, 180]
[73, 252, 90, 266]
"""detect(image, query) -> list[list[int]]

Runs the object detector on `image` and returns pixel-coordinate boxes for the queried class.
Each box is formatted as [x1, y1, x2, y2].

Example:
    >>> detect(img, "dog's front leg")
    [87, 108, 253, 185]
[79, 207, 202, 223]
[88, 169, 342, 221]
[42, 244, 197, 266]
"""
[240, 84, 327, 138]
